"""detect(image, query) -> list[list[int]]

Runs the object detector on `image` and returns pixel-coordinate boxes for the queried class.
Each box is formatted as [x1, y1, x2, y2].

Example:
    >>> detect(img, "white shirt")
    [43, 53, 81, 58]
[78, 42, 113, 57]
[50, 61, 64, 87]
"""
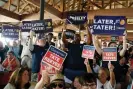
[97, 79, 116, 89]
[93, 64, 100, 73]
[21, 43, 32, 59]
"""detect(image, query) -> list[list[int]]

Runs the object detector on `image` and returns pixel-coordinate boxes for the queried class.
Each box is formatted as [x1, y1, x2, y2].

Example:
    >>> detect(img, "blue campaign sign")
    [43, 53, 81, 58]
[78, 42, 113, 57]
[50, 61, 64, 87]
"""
[21, 21, 32, 32]
[67, 12, 87, 24]
[93, 16, 126, 36]
[83, 45, 95, 50]
[82, 45, 95, 59]
[49, 45, 67, 59]
[2, 25, 19, 39]
[103, 47, 117, 61]
[44, 19, 53, 33]
[31, 20, 45, 33]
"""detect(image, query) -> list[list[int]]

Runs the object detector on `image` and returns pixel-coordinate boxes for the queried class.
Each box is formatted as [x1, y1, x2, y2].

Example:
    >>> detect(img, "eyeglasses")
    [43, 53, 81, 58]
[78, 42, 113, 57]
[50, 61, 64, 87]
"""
[51, 83, 64, 88]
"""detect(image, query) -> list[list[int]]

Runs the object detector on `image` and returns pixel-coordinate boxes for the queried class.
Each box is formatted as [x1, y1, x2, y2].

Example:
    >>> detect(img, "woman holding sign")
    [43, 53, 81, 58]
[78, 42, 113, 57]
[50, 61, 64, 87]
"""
[84, 59, 116, 89]
[35, 70, 65, 89]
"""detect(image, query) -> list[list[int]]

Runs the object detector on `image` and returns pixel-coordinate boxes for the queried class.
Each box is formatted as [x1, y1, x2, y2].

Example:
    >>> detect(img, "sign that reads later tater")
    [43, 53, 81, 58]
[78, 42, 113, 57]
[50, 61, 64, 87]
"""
[102, 47, 117, 61]
[42, 45, 67, 70]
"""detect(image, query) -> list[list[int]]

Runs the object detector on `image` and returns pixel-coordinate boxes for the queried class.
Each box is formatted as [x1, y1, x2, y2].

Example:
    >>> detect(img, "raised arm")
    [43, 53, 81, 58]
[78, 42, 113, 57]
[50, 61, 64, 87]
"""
[35, 70, 50, 89]
[92, 35, 102, 55]
[86, 25, 92, 45]
[108, 62, 115, 88]
[28, 31, 35, 51]
[119, 34, 127, 57]
[62, 22, 69, 46]
[84, 58, 93, 73]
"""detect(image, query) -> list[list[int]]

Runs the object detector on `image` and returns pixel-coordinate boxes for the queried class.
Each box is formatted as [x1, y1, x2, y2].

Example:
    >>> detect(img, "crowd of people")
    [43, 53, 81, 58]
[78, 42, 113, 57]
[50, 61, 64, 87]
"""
[0, 26, 133, 89]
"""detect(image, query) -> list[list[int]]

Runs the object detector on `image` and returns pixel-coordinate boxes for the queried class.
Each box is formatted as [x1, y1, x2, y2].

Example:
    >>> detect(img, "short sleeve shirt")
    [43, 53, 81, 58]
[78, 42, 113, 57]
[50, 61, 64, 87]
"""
[97, 79, 116, 89]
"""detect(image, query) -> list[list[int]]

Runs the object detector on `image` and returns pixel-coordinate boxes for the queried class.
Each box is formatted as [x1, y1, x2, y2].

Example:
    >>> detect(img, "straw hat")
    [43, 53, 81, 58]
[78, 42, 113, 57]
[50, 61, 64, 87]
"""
[50, 73, 64, 83]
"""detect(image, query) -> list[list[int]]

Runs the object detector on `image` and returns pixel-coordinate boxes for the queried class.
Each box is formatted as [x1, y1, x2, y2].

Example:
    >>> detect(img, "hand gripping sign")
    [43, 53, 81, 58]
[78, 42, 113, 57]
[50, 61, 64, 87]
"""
[42, 45, 67, 70]
[82, 45, 95, 59]
[102, 47, 117, 61]
[40, 62, 56, 75]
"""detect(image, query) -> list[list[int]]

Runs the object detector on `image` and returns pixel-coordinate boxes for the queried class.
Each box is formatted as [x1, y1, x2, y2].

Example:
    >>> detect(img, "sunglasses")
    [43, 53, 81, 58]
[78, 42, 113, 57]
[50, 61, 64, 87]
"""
[51, 83, 64, 88]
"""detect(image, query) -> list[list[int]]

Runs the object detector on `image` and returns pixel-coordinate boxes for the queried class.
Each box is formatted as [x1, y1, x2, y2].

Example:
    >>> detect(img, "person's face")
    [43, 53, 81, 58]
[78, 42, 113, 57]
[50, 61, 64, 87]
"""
[12, 41, 17, 46]
[7, 53, 14, 59]
[84, 36, 87, 43]
[21, 70, 29, 85]
[48, 35, 53, 41]
[119, 57, 126, 65]
[98, 69, 108, 82]
[51, 81, 64, 89]
[37, 39, 46, 47]
[103, 42, 107, 47]
[109, 43, 117, 47]
[81, 82, 96, 89]
[74, 78, 81, 88]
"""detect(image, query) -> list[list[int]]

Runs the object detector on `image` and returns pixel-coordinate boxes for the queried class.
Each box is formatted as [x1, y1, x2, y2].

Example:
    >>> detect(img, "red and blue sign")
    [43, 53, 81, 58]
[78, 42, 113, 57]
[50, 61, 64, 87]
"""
[42, 45, 67, 70]
[2, 25, 19, 39]
[92, 16, 126, 36]
[102, 47, 117, 61]
[67, 12, 87, 24]
[82, 45, 95, 59]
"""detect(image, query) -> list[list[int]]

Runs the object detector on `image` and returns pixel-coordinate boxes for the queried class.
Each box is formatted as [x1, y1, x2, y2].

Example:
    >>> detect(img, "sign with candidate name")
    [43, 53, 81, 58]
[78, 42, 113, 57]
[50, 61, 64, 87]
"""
[2, 25, 19, 39]
[82, 45, 95, 59]
[103, 47, 117, 61]
[93, 16, 126, 36]
[41, 62, 56, 75]
[42, 45, 67, 70]
[67, 12, 87, 24]
[21, 21, 32, 32]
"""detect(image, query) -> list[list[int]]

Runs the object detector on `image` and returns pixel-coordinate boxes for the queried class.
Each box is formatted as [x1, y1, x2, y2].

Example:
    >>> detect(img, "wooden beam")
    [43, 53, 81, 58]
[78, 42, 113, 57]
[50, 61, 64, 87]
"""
[27, 0, 62, 19]
[88, 0, 102, 9]
[126, 24, 133, 30]
[87, 8, 133, 19]
[0, 7, 20, 20]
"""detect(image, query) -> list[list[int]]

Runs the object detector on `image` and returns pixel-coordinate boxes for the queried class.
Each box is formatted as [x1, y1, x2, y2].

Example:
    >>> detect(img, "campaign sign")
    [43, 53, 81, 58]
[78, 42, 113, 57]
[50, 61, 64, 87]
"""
[31, 20, 45, 33]
[65, 29, 76, 39]
[93, 16, 126, 36]
[82, 45, 95, 59]
[67, 12, 87, 24]
[102, 47, 117, 61]
[21, 21, 32, 32]
[44, 19, 53, 33]
[2, 25, 19, 39]
[41, 62, 56, 75]
[42, 45, 67, 70]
